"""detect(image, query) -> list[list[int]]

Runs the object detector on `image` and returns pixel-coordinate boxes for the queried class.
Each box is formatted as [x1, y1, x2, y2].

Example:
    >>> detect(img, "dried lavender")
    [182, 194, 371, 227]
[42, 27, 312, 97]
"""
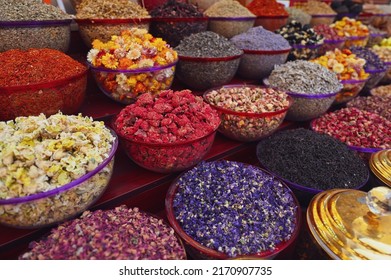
[20, 206, 186, 260]
[230, 27, 290, 51]
[256, 128, 369, 190]
[149, 0, 207, 47]
[268, 60, 342, 94]
[173, 160, 298, 257]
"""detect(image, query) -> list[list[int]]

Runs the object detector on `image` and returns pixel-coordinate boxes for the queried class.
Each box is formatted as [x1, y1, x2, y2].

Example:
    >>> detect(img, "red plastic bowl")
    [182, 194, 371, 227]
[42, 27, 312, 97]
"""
[253, 15, 288, 32]
[0, 69, 87, 121]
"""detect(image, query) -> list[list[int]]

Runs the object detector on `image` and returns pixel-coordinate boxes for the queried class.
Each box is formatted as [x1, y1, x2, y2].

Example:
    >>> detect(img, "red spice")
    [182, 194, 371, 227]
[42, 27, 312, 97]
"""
[247, 0, 288, 16]
[0, 49, 86, 87]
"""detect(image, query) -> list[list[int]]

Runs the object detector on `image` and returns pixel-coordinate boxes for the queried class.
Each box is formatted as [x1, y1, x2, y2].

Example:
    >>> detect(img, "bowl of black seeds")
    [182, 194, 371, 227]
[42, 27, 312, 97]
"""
[175, 31, 243, 90]
[256, 128, 370, 206]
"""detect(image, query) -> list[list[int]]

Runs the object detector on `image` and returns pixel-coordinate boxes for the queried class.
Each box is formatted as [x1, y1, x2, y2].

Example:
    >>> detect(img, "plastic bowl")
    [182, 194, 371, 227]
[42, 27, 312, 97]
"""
[113, 118, 219, 173]
[203, 85, 292, 142]
[0, 69, 88, 121]
[149, 17, 208, 47]
[89, 61, 177, 104]
[263, 78, 338, 122]
[0, 130, 118, 229]
[344, 35, 369, 48]
[253, 15, 289, 32]
[207, 16, 255, 38]
[319, 39, 345, 55]
[165, 165, 302, 259]
[76, 18, 150, 47]
[289, 43, 322, 60]
[175, 54, 242, 90]
[334, 78, 368, 104]
[0, 19, 71, 52]
[348, 145, 384, 162]
[237, 48, 291, 80]
[363, 68, 386, 91]
[309, 14, 336, 27]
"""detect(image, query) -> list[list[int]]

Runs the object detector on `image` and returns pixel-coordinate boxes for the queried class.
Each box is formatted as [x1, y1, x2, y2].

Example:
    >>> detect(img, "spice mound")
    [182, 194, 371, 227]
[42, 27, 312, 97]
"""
[0, 49, 86, 87]
[230, 26, 290, 51]
[20, 206, 186, 260]
[372, 45, 391, 63]
[350, 46, 386, 71]
[286, 7, 311, 26]
[347, 96, 391, 121]
[267, 60, 342, 94]
[172, 160, 298, 258]
[204, 0, 255, 17]
[371, 84, 391, 98]
[149, 0, 206, 47]
[246, 0, 288, 16]
[76, 0, 150, 19]
[275, 21, 324, 46]
[298, 0, 336, 15]
[313, 24, 344, 41]
[330, 17, 369, 37]
[257, 128, 369, 191]
[87, 28, 178, 103]
[113, 90, 220, 172]
[0, 113, 116, 228]
[311, 107, 391, 150]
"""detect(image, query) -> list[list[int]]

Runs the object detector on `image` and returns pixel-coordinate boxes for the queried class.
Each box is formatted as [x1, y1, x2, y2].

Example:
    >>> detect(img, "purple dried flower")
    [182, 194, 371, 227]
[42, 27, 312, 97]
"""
[173, 160, 298, 257]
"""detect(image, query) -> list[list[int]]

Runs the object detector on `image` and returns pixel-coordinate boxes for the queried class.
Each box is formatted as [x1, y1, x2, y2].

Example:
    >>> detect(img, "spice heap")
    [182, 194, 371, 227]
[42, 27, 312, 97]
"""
[347, 96, 391, 121]
[313, 24, 344, 41]
[276, 21, 323, 46]
[87, 28, 177, 103]
[20, 206, 186, 260]
[312, 107, 391, 149]
[0, 49, 85, 87]
[371, 85, 391, 98]
[312, 49, 368, 80]
[76, 0, 150, 18]
[230, 26, 290, 50]
[372, 46, 391, 62]
[268, 60, 341, 94]
[149, 0, 206, 47]
[330, 17, 369, 37]
[172, 160, 298, 258]
[350, 46, 386, 71]
[246, 0, 288, 16]
[0, 0, 71, 20]
[286, 7, 312, 26]
[204, 86, 290, 141]
[298, 0, 337, 15]
[175, 31, 242, 89]
[205, 0, 255, 17]
[0, 49, 87, 120]
[114, 90, 220, 172]
[0, 113, 115, 227]
[276, 21, 323, 60]
[378, 38, 391, 48]
[257, 128, 369, 190]
[0, 0, 72, 52]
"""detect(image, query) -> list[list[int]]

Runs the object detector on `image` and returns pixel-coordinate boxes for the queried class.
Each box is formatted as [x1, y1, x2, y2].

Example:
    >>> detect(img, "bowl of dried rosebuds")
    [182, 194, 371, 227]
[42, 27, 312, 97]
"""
[113, 90, 220, 173]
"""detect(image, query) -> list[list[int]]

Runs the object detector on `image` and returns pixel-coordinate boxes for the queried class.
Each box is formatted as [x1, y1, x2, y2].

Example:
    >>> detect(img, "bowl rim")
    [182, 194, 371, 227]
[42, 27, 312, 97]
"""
[0, 19, 72, 27]
[310, 14, 336, 18]
[207, 16, 256, 21]
[365, 68, 387, 74]
[177, 54, 242, 62]
[112, 114, 221, 147]
[0, 68, 88, 93]
[203, 84, 292, 117]
[75, 17, 151, 25]
[150, 16, 209, 22]
[291, 43, 323, 49]
[263, 78, 340, 98]
[323, 38, 346, 44]
[165, 161, 302, 259]
[340, 78, 369, 84]
[88, 60, 178, 73]
[0, 129, 118, 205]
[345, 35, 369, 40]
[242, 48, 291, 55]
[254, 15, 289, 19]
[256, 141, 370, 194]
[370, 32, 387, 38]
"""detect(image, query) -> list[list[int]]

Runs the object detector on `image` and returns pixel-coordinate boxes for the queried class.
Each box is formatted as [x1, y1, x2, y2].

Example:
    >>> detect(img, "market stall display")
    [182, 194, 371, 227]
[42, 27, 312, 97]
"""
[247, 0, 289, 31]
[0, 113, 118, 228]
